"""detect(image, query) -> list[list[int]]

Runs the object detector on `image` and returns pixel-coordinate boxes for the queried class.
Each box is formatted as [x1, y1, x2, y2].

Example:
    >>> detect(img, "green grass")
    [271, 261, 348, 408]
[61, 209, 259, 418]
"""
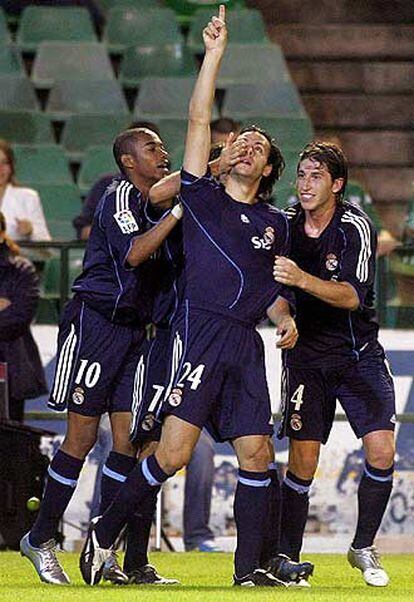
[1, 552, 413, 601]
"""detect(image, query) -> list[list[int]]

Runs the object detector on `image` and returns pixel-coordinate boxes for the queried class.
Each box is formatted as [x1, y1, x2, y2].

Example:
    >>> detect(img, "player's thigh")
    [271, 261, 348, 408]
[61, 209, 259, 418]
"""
[277, 365, 335, 444]
[337, 352, 396, 440]
[233, 434, 270, 472]
[61, 411, 100, 459]
[155, 414, 201, 474]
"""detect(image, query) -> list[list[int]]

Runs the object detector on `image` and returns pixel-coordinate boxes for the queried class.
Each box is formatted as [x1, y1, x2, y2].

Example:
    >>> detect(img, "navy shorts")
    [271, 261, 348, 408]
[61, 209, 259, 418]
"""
[129, 327, 171, 444]
[278, 347, 396, 444]
[48, 298, 146, 416]
[162, 303, 274, 443]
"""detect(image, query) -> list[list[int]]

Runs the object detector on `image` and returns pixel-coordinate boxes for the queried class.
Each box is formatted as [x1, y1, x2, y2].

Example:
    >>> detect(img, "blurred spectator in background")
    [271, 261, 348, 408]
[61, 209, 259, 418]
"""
[73, 122, 161, 240]
[210, 117, 241, 145]
[0, 211, 47, 422]
[0, 139, 51, 244]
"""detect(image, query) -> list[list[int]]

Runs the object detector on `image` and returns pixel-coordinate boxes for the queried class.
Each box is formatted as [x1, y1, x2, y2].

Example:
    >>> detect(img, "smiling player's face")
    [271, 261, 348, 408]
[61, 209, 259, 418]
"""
[296, 158, 343, 213]
[127, 129, 170, 185]
[231, 131, 272, 181]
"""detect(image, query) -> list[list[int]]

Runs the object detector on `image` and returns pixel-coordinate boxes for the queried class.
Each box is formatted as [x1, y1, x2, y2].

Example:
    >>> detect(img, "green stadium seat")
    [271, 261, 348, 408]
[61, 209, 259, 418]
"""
[0, 44, 24, 75]
[78, 146, 118, 194]
[16, 6, 97, 53]
[241, 116, 314, 152]
[0, 75, 39, 111]
[13, 145, 73, 185]
[104, 7, 183, 54]
[222, 81, 307, 119]
[0, 110, 54, 144]
[42, 250, 84, 297]
[96, 0, 162, 13]
[61, 114, 130, 161]
[0, 10, 10, 43]
[188, 8, 269, 52]
[155, 118, 188, 154]
[32, 42, 114, 89]
[119, 44, 197, 87]
[46, 80, 129, 121]
[134, 77, 218, 119]
[217, 43, 291, 87]
[26, 182, 82, 240]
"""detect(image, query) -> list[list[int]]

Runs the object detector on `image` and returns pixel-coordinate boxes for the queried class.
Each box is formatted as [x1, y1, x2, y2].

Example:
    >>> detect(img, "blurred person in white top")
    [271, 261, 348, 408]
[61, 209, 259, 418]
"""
[0, 139, 51, 243]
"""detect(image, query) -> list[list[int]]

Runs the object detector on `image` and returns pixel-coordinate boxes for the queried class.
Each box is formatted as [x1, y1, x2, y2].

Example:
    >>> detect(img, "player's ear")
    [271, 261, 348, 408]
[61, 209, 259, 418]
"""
[332, 177, 344, 195]
[262, 164, 273, 178]
[121, 153, 134, 171]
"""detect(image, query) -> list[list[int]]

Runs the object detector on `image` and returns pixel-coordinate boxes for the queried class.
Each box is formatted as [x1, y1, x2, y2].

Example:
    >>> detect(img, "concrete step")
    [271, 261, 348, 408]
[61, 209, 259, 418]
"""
[269, 25, 414, 59]
[288, 61, 414, 94]
[350, 167, 413, 203]
[302, 94, 414, 129]
[248, 0, 414, 24]
[314, 131, 414, 166]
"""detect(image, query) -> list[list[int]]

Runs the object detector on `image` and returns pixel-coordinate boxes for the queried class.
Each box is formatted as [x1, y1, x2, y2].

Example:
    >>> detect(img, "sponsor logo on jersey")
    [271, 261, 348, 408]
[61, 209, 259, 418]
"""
[390, 414, 396, 424]
[114, 209, 139, 234]
[240, 213, 250, 224]
[251, 226, 275, 250]
[326, 252, 338, 271]
[168, 387, 183, 407]
[290, 413, 302, 431]
[72, 386, 85, 405]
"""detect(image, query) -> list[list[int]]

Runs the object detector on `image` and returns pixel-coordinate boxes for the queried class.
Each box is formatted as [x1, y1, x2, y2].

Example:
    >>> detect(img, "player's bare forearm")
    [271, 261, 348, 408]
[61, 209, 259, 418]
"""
[149, 171, 180, 209]
[184, 6, 227, 177]
[267, 296, 298, 349]
[126, 210, 181, 267]
[274, 256, 359, 310]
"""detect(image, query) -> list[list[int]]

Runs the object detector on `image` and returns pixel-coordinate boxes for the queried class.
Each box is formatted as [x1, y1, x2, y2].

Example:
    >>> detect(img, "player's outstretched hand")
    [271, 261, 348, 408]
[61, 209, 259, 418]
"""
[203, 4, 227, 55]
[274, 256, 307, 289]
[276, 315, 298, 349]
[218, 132, 248, 173]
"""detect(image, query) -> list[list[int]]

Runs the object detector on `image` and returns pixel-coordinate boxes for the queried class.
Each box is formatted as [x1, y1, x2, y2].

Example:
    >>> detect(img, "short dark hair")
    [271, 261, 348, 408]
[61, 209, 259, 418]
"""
[298, 141, 348, 202]
[238, 125, 285, 202]
[0, 138, 16, 184]
[113, 128, 148, 175]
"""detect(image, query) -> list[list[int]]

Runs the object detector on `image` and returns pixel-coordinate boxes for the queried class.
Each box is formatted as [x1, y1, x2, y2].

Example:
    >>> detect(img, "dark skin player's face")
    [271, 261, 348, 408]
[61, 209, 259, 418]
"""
[121, 129, 170, 187]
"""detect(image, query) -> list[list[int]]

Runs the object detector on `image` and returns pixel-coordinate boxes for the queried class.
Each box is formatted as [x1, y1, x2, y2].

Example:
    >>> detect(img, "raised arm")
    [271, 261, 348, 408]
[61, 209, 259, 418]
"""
[183, 5, 227, 177]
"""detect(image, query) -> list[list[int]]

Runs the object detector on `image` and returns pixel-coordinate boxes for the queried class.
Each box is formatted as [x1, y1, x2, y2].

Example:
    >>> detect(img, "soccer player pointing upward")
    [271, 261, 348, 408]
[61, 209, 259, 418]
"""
[79, 5, 311, 587]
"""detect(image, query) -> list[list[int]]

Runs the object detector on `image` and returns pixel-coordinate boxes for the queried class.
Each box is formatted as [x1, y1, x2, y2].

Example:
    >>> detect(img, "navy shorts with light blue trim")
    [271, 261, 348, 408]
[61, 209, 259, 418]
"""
[162, 303, 274, 443]
[278, 346, 396, 443]
[48, 297, 146, 416]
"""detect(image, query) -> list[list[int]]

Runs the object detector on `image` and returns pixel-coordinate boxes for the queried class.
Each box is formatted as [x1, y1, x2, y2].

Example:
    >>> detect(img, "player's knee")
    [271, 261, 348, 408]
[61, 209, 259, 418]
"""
[61, 433, 97, 459]
[366, 444, 395, 470]
[289, 447, 319, 480]
[238, 444, 270, 472]
[156, 444, 192, 475]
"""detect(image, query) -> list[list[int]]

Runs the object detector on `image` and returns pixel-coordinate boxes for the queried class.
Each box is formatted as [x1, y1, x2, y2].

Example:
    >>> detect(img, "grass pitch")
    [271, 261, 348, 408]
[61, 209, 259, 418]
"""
[1, 551, 413, 601]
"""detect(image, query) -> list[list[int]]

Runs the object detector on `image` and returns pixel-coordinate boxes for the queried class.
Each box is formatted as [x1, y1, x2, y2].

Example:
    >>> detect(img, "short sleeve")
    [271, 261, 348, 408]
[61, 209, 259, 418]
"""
[100, 182, 145, 266]
[180, 168, 221, 205]
[339, 212, 377, 305]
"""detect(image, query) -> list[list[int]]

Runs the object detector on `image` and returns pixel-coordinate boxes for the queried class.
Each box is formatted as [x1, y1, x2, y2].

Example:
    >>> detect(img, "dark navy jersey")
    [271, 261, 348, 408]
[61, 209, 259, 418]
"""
[151, 219, 185, 328]
[72, 177, 156, 327]
[283, 201, 379, 368]
[180, 169, 292, 325]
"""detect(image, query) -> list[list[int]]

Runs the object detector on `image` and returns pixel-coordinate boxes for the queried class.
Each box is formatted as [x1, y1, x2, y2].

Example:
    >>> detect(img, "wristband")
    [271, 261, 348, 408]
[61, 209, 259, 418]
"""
[171, 203, 183, 220]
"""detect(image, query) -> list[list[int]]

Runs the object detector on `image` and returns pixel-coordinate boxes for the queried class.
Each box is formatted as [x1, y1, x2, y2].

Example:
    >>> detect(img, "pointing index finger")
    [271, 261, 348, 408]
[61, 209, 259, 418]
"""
[219, 4, 226, 22]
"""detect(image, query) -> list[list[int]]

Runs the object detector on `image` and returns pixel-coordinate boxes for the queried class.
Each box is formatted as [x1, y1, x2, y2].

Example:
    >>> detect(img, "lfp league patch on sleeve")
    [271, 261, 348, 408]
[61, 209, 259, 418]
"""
[114, 209, 139, 234]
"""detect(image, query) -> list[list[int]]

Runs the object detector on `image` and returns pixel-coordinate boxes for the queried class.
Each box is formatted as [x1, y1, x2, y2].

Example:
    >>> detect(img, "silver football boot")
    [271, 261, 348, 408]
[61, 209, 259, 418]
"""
[20, 532, 70, 585]
[102, 550, 129, 585]
[347, 545, 389, 587]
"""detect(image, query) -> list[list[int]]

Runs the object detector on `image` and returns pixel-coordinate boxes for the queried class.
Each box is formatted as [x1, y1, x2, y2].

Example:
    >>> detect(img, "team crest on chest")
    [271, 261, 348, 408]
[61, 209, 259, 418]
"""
[325, 252, 338, 271]
[240, 213, 250, 224]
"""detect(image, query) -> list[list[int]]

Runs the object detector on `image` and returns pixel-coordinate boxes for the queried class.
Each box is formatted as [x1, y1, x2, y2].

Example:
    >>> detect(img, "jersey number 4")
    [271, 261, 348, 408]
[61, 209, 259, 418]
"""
[177, 362, 205, 390]
[290, 384, 305, 411]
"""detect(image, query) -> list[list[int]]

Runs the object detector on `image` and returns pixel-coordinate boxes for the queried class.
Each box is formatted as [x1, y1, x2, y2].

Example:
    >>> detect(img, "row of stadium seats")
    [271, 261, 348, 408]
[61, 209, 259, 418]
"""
[0, 41, 291, 89]
[1, 6, 263, 53]
[0, 74, 306, 119]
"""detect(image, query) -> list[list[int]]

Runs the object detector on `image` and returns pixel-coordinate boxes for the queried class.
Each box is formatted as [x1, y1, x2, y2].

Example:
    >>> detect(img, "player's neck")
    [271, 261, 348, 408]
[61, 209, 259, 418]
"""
[304, 199, 336, 238]
[225, 177, 259, 205]
[127, 174, 152, 198]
